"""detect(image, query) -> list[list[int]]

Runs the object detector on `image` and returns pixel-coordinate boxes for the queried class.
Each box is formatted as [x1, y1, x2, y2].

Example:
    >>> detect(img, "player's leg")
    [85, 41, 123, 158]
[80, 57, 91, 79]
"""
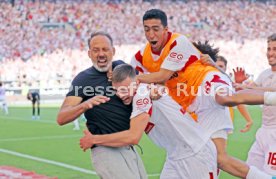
[2, 99, 8, 115]
[247, 127, 276, 175]
[1, 100, 8, 115]
[37, 99, 40, 119]
[263, 133, 276, 175]
[212, 136, 249, 177]
[169, 140, 217, 179]
[32, 100, 36, 119]
[247, 129, 265, 171]
[212, 133, 272, 179]
[191, 72, 272, 178]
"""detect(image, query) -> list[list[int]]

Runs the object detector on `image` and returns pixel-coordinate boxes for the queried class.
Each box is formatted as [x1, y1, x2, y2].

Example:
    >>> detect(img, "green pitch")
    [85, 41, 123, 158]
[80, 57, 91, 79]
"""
[0, 106, 262, 179]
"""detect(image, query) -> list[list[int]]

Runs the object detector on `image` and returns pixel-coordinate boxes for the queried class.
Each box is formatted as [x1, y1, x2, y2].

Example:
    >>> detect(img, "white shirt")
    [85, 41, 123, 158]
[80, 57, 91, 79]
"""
[255, 68, 276, 126]
[131, 33, 200, 73]
[131, 83, 210, 160]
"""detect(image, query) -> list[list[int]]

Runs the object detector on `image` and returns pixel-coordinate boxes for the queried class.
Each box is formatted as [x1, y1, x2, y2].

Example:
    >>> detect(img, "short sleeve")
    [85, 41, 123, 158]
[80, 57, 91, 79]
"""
[130, 84, 152, 119]
[131, 49, 148, 74]
[161, 36, 200, 71]
[66, 72, 86, 98]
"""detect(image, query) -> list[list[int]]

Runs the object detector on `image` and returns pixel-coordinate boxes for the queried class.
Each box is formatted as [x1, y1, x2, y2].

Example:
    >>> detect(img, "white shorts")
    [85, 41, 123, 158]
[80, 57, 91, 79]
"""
[160, 140, 217, 179]
[247, 126, 276, 175]
[211, 129, 228, 140]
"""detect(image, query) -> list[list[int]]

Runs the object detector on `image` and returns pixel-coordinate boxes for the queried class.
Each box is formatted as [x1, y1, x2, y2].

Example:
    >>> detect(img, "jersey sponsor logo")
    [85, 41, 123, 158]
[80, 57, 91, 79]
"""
[168, 52, 184, 63]
[170, 52, 177, 58]
[136, 98, 150, 108]
[144, 122, 155, 134]
[177, 54, 183, 60]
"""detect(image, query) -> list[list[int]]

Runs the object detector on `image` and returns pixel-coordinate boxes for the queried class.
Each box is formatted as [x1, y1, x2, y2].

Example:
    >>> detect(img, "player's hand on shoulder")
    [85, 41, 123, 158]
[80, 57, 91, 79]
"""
[82, 95, 110, 110]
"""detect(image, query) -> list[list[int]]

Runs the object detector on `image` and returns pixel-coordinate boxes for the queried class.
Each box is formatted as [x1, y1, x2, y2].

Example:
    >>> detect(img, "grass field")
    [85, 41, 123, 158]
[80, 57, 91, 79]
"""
[0, 105, 263, 179]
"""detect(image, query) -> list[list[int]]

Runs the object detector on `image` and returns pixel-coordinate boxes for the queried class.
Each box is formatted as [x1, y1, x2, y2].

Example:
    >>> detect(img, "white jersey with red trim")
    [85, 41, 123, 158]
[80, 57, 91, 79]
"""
[130, 83, 211, 160]
[255, 68, 276, 126]
[130, 32, 200, 73]
[188, 72, 234, 138]
[246, 68, 276, 174]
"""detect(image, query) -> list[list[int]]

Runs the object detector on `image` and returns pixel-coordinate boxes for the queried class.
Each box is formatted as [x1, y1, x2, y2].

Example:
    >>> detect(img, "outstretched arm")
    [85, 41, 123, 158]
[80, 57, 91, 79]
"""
[233, 83, 276, 92]
[215, 89, 264, 107]
[57, 95, 110, 125]
[216, 88, 276, 107]
[80, 113, 150, 151]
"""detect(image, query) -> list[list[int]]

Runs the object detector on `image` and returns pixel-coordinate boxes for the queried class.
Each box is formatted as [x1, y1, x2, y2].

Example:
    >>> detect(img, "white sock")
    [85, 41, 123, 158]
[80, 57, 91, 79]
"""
[264, 92, 276, 106]
[246, 166, 271, 179]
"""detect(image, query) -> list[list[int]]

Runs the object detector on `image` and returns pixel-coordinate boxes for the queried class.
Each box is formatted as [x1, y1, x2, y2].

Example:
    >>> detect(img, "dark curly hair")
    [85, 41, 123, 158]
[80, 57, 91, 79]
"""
[193, 41, 219, 62]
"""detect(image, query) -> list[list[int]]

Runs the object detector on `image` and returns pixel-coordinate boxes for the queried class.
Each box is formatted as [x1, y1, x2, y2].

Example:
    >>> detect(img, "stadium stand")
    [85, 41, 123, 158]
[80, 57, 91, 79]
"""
[0, 0, 275, 101]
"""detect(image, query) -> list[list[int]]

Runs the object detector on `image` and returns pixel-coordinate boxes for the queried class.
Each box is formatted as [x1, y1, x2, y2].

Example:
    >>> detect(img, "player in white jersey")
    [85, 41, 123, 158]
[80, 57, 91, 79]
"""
[243, 34, 276, 175]
[131, 9, 276, 179]
[0, 82, 8, 115]
[80, 64, 218, 178]
[216, 55, 253, 133]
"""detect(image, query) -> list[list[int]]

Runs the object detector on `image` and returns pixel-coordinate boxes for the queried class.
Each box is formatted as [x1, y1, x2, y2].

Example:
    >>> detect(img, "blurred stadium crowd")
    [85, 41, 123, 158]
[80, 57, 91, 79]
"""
[0, 0, 275, 88]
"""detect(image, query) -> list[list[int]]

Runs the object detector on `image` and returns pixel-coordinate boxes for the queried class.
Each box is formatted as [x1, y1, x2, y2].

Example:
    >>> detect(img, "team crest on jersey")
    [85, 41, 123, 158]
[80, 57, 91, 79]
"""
[205, 75, 229, 94]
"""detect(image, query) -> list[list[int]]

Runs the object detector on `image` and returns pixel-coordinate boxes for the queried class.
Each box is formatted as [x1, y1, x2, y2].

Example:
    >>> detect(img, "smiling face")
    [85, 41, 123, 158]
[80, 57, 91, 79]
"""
[88, 35, 115, 72]
[112, 77, 138, 105]
[143, 18, 168, 53]
[267, 40, 276, 70]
